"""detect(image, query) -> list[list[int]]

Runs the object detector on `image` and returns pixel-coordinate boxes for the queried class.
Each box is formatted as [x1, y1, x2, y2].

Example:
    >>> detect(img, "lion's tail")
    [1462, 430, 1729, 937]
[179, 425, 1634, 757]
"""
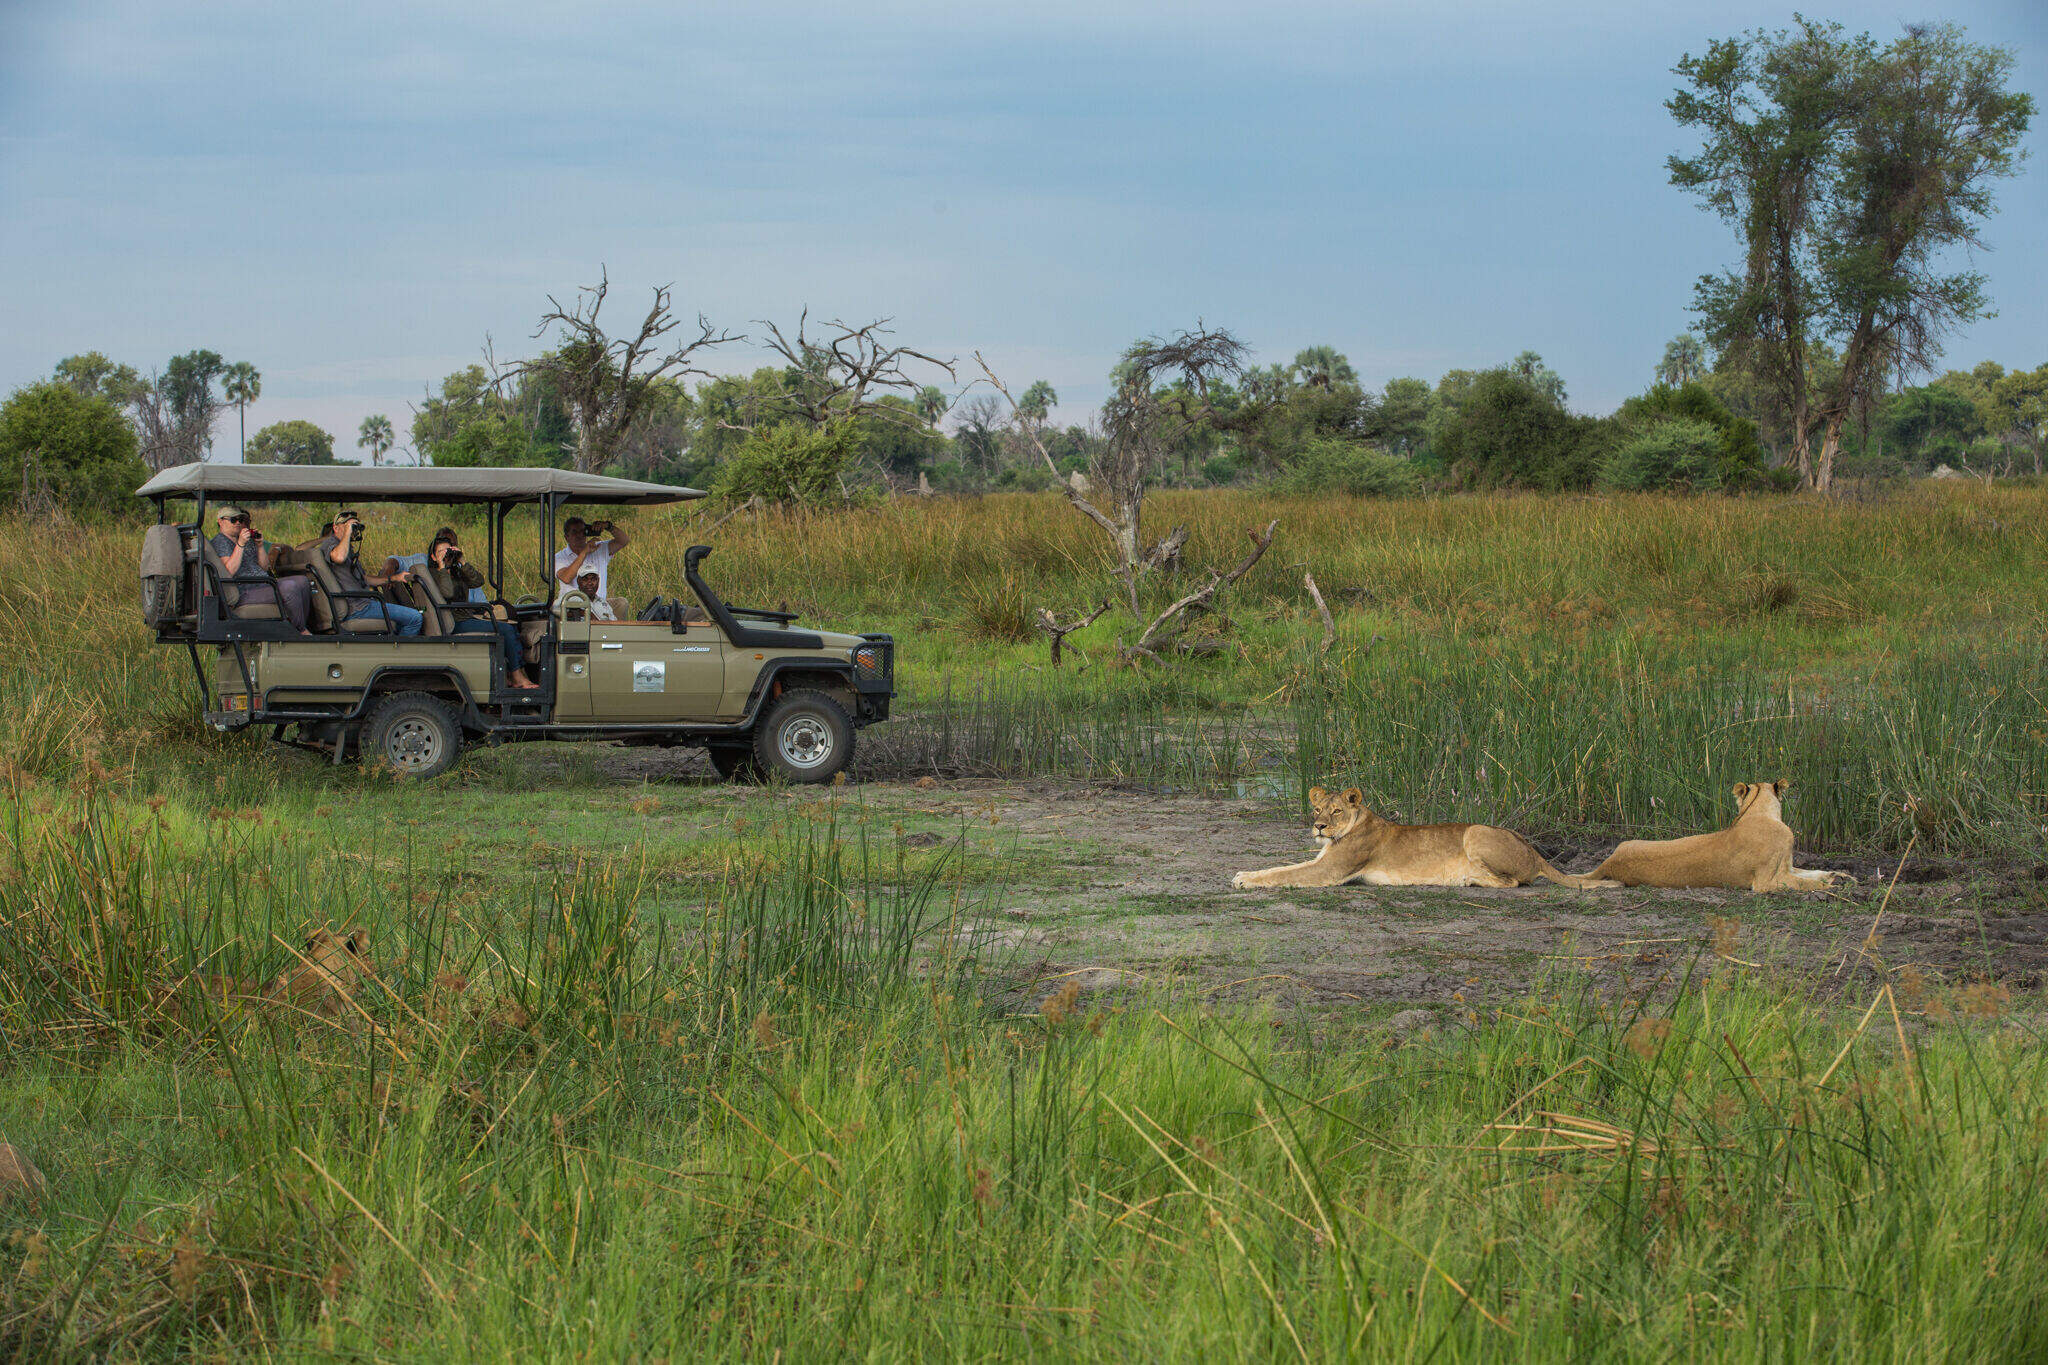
[1531, 856, 1622, 890]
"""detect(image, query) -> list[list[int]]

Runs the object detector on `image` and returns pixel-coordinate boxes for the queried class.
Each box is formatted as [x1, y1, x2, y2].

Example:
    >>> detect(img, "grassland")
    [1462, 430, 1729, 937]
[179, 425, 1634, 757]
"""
[2, 483, 2046, 1358]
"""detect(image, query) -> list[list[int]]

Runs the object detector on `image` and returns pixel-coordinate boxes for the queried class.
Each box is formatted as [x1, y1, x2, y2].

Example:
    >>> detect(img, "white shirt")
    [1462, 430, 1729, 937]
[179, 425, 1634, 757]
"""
[553, 539, 613, 599]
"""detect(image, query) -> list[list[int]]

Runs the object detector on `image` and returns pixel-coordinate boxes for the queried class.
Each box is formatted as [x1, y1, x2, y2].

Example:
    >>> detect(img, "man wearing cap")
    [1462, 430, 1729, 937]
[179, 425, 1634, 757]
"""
[553, 515, 631, 619]
[319, 508, 425, 636]
[210, 505, 310, 632]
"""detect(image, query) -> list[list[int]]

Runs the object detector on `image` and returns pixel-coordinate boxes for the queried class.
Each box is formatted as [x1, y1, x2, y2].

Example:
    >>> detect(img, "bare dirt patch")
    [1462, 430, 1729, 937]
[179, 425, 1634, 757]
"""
[841, 777, 2048, 1017]
[584, 750, 2047, 1018]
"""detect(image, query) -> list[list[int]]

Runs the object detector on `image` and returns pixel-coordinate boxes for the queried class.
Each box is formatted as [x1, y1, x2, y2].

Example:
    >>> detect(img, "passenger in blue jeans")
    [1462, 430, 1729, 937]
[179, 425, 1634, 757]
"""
[319, 509, 425, 636]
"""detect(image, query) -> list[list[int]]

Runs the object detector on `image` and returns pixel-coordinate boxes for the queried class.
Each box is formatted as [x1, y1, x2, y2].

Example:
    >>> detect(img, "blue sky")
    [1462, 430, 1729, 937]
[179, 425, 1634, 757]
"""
[3, 0, 2043, 461]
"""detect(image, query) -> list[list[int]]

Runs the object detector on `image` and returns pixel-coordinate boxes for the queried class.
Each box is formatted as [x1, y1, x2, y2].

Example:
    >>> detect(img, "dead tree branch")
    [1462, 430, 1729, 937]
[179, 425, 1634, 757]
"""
[1036, 599, 1112, 667]
[1303, 570, 1336, 651]
[1121, 520, 1279, 664]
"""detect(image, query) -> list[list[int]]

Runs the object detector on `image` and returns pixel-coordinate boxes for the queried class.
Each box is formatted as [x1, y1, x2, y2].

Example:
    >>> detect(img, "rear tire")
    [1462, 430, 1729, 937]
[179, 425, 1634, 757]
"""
[364, 692, 462, 779]
[753, 690, 855, 785]
[706, 743, 762, 783]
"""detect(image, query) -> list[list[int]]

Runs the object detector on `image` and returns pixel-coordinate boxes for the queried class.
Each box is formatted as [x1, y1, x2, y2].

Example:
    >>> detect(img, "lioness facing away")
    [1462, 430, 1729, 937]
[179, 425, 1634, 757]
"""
[1590, 779, 1850, 892]
[1231, 787, 1619, 890]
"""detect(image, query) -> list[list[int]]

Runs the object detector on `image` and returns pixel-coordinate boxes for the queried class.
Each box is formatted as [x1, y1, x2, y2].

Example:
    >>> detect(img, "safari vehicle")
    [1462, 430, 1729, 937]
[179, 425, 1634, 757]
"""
[135, 466, 893, 782]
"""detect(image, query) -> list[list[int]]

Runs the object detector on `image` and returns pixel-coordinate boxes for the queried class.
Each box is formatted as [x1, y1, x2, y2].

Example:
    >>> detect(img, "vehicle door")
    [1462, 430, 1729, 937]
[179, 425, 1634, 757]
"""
[589, 614, 728, 720]
[551, 610, 594, 719]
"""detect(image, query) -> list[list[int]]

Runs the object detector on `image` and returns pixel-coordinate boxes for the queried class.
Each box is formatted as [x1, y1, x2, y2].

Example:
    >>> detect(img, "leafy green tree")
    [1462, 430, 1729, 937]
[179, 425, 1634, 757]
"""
[1656, 334, 1708, 387]
[1988, 365, 2048, 474]
[161, 350, 227, 460]
[1378, 378, 1434, 457]
[222, 362, 261, 460]
[1290, 346, 1358, 390]
[54, 353, 142, 405]
[1672, 20, 2032, 490]
[0, 382, 146, 515]
[1880, 385, 1980, 467]
[357, 413, 395, 466]
[246, 419, 338, 466]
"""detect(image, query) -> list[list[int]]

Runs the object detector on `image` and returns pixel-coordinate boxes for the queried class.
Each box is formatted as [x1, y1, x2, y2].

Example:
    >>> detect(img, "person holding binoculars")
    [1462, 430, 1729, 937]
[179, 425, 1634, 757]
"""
[427, 528, 537, 689]
[319, 508, 425, 635]
[552, 514, 630, 619]
[211, 505, 312, 632]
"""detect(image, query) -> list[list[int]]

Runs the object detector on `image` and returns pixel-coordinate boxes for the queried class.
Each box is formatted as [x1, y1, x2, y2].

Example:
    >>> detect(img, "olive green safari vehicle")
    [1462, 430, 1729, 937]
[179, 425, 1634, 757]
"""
[136, 466, 893, 782]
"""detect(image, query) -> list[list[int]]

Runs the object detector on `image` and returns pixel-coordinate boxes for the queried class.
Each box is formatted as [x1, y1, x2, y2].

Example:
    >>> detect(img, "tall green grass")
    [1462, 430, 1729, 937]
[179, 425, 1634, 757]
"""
[3, 791, 2046, 1358]
[2, 483, 2042, 854]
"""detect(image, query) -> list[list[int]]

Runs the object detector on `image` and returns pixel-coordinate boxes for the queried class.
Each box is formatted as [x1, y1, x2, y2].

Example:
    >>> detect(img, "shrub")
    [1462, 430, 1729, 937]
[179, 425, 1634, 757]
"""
[1432, 370, 1601, 489]
[713, 420, 857, 506]
[0, 381, 145, 517]
[1599, 418, 1725, 492]
[1616, 382, 1770, 489]
[1276, 438, 1421, 498]
[1199, 455, 1240, 486]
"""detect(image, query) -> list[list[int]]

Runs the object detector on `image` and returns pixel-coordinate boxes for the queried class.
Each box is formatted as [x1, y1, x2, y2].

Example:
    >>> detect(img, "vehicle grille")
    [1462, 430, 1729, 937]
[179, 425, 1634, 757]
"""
[854, 635, 894, 687]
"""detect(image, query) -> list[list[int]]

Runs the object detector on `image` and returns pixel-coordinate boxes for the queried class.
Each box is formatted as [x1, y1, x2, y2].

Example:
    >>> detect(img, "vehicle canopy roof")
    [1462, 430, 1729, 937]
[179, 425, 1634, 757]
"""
[135, 465, 707, 507]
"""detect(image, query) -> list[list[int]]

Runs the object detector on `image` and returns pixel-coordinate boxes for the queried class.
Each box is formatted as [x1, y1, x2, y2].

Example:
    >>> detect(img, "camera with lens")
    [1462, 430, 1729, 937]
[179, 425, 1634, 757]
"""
[348, 523, 364, 545]
[443, 546, 463, 566]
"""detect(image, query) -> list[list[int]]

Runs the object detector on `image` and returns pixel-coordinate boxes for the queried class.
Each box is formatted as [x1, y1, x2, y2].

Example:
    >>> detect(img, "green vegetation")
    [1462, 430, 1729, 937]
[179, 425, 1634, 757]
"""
[246, 419, 339, 467]
[0, 381, 145, 516]
[3, 780, 2044, 1357]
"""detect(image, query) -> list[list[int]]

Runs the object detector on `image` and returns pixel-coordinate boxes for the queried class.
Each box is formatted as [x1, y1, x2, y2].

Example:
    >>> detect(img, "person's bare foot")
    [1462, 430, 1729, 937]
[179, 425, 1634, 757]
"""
[511, 671, 539, 689]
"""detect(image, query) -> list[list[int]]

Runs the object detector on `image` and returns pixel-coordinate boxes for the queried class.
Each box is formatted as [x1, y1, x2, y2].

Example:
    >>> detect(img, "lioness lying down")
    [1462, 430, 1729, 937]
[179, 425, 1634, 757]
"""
[1591, 779, 1850, 892]
[1231, 787, 1619, 890]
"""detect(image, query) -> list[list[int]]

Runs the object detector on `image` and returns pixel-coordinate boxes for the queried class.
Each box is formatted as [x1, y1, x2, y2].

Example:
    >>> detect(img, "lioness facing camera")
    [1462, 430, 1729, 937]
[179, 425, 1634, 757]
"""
[1590, 779, 1851, 892]
[1231, 787, 1619, 891]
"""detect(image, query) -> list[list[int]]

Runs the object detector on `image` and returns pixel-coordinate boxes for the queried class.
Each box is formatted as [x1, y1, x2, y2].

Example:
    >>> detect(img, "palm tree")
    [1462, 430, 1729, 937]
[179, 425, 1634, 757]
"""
[1290, 346, 1358, 390]
[913, 385, 949, 428]
[1657, 334, 1708, 388]
[1016, 381, 1057, 427]
[358, 414, 395, 467]
[222, 362, 261, 461]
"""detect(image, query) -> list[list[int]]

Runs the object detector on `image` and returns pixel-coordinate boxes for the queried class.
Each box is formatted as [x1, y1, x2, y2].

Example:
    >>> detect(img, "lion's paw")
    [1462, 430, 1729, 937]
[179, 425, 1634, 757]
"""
[1231, 871, 1254, 889]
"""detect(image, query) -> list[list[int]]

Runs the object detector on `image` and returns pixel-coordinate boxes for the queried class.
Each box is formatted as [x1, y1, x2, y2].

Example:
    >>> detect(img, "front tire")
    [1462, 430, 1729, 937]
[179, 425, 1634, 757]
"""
[364, 692, 462, 779]
[753, 690, 855, 784]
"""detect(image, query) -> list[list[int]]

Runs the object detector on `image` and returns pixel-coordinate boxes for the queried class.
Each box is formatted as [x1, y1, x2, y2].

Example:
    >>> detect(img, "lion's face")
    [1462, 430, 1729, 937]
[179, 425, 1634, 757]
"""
[1305, 786, 1370, 846]
[301, 928, 373, 988]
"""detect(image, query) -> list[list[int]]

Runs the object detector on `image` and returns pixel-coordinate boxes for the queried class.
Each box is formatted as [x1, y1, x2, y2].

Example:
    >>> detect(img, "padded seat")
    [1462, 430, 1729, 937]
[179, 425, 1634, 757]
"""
[199, 539, 284, 619]
[303, 547, 395, 634]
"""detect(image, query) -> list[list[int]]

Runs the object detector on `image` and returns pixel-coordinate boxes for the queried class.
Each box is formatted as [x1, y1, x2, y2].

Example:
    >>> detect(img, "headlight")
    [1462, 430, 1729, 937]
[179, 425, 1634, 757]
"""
[853, 645, 881, 672]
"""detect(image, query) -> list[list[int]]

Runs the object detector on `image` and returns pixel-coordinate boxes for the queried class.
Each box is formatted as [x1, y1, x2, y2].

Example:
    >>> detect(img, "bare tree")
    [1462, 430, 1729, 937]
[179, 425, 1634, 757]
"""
[505, 268, 741, 473]
[733, 312, 957, 443]
[980, 325, 1280, 664]
[979, 325, 1251, 620]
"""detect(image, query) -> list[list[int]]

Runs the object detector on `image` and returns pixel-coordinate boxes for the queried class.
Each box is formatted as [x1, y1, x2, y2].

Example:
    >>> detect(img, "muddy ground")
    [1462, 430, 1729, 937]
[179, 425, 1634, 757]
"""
[601, 754, 2048, 1019]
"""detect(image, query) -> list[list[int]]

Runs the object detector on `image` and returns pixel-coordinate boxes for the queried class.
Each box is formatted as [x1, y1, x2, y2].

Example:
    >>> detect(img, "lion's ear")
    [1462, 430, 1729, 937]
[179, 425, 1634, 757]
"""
[346, 930, 371, 956]
[1731, 783, 1750, 803]
[1342, 787, 1364, 807]
[1773, 778, 1791, 795]
[1307, 786, 1327, 804]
